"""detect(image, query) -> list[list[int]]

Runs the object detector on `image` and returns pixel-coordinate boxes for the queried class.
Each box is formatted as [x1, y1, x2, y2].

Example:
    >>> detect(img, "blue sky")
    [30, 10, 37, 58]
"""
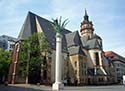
[0, 0, 125, 57]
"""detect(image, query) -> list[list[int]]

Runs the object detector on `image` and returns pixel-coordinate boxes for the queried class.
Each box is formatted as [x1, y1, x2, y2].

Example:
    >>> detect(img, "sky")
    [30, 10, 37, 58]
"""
[0, 0, 125, 57]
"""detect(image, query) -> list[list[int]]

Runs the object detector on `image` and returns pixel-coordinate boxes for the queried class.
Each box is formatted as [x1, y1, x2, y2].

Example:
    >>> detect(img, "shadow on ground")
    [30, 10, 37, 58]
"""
[0, 85, 51, 91]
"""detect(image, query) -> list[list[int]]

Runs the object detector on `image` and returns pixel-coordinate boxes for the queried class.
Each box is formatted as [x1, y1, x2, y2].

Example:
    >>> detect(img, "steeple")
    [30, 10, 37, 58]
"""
[84, 9, 89, 21]
[80, 9, 94, 38]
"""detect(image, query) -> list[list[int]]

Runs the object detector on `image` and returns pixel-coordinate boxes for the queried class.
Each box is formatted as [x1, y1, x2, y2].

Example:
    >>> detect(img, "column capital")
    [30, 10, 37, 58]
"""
[56, 33, 62, 38]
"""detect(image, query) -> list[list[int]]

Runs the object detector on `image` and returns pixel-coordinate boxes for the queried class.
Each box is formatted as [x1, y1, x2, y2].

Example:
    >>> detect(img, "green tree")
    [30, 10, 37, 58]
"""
[19, 32, 50, 84]
[0, 48, 12, 83]
[18, 39, 29, 83]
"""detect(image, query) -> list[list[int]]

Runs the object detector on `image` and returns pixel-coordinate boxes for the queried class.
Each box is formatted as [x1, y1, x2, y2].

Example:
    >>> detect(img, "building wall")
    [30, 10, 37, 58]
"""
[68, 55, 76, 84]
[88, 49, 102, 67]
[105, 51, 125, 83]
[7, 41, 15, 51]
[113, 61, 125, 82]
[109, 63, 117, 83]
[68, 54, 87, 85]
[87, 49, 112, 84]
[0, 39, 7, 49]
[0, 35, 17, 51]
[48, 50, 69, 83]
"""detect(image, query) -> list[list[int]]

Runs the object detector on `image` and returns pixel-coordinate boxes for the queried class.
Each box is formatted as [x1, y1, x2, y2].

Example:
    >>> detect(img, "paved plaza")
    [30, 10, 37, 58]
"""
[0, 84, 125, 91]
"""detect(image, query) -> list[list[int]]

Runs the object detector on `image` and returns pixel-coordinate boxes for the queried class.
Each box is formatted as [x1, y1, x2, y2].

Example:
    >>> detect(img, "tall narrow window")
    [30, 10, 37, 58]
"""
[95, 52, 99, 66]
[43, 56, 46, 65]
[43, 70, 47, 79]
[74, 61, 77, 67]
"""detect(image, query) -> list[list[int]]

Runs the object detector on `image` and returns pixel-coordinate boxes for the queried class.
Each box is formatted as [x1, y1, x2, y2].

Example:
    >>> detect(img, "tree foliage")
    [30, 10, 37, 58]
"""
[0, 48, 12, 79]
[18, 32, 50, 83]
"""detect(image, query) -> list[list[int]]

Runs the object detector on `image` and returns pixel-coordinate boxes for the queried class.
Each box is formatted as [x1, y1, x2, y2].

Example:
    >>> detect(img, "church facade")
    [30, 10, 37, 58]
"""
[9, 10, 116, 85]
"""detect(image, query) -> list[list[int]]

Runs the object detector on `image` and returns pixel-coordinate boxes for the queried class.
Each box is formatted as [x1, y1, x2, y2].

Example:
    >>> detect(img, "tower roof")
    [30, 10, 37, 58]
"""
[80, 9, 94, 32]
[84, 9, 89, 22]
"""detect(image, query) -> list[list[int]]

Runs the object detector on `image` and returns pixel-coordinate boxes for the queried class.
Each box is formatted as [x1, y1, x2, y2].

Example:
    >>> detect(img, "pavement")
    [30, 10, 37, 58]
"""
[0, 84, 125, 91]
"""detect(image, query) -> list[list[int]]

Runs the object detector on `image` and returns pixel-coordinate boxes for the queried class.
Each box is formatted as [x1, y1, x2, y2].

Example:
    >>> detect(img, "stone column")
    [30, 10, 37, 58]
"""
[52, 33, 64, 90]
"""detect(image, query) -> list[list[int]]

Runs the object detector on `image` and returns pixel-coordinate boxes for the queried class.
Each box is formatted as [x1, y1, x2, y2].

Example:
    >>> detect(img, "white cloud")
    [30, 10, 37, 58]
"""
[0, 0, 30, 37]
[0, 0, 29, 16]
[51, 0, 87, 31]
[0, 0, 124, 57]
[52, 0, 84, 18]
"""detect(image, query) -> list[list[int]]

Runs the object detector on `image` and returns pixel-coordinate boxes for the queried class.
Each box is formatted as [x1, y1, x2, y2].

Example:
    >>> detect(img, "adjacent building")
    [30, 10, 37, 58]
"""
[105, 51, 125, 83]
[0, 35, 17, 51]
[9, 10, 116, 85]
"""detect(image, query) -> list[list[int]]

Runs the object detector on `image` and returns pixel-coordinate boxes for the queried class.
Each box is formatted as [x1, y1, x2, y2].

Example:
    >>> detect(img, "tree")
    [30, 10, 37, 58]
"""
[18, 39, 29, 83]
[19, 32, 50, 84]
[0, 48, 12, 83]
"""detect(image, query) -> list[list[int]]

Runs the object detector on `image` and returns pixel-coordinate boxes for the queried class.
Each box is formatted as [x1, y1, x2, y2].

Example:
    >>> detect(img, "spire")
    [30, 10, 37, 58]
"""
[84, 9, 89, 21]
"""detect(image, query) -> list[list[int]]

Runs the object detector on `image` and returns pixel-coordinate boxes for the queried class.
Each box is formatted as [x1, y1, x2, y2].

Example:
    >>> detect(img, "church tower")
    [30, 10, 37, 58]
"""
[80, 9, 94, 38]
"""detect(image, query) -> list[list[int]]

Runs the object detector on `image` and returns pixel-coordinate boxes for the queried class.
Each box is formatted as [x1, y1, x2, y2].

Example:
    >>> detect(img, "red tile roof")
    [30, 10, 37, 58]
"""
[105, 51, 125, 62]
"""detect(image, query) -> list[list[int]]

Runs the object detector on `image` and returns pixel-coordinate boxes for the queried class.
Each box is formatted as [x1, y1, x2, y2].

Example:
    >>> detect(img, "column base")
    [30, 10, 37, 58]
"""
[52, 82, 64, 90]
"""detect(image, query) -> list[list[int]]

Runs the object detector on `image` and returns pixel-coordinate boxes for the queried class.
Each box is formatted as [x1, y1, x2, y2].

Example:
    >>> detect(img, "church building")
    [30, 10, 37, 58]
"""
[9, 10, 116, 85]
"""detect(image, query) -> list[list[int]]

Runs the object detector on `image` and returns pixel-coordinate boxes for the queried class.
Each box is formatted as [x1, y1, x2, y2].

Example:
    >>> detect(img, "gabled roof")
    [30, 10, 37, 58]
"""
[93, 34, 102, 40]
[85, 38, 102, 49]
[80, 34, 102, 49]
[36, 15, 71, 50]
[81, 36, 89, 46]
[68, 46, 86, 56]
[18, 11, 71, 50]
[65, 31, 82, 47]
[18, 12, 37, 39]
